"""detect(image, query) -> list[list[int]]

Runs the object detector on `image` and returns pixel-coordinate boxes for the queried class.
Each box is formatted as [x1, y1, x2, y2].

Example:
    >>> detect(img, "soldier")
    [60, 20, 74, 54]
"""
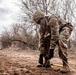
[48, 15, 73, 73]
[32, 11, 51, 67]
[32, 11, 73, 72]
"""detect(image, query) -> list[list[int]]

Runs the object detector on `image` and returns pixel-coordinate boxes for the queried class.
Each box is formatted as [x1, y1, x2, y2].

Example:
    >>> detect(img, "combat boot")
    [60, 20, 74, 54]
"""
[43, 57, 51, 68]
[37, 54, 43, 67]
[60, 59, 70, 73]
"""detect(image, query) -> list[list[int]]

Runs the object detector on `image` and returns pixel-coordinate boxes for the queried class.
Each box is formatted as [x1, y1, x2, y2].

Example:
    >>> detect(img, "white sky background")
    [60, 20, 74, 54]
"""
[0, 0, 21, 33]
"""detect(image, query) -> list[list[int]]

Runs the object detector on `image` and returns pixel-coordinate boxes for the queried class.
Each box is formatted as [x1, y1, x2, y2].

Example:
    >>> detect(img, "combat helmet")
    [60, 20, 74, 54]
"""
[32, 11, 44, 23]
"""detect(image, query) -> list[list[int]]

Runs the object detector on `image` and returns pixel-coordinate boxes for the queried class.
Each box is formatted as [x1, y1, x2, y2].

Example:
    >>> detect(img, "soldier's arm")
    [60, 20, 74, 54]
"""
[49, 18, 59, 49]
[38, 26, 45, 48]
[38, 18, 48, 48]
[59, 17, 73, 33]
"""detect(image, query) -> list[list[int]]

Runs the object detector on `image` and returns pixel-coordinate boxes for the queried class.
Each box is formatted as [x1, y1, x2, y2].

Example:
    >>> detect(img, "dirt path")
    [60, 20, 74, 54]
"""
[0, 48, 76, 75]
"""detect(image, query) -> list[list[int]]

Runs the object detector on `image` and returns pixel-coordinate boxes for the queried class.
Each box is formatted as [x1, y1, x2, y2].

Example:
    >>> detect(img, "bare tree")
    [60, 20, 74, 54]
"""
[12, 0, 76, 49]
[0, 28, 12, 49]
[20, 0, 75, 37]
[20, 0, 76, 25]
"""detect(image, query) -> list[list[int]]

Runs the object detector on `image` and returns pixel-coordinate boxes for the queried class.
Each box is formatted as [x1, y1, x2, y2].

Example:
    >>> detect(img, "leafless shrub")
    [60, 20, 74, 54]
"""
[0, 23, 38, 50]
[0, 29, 12, 49]
[10, 23, 38, 50]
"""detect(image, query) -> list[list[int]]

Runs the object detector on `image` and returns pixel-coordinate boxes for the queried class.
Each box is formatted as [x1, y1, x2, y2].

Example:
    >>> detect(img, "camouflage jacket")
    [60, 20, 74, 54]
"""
[38, 15, 73, 48]
[38, 16, 50, 48]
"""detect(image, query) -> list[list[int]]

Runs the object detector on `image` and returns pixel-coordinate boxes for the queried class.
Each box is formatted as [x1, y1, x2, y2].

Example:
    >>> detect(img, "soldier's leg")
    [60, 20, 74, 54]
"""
[58, 27, 71, 72]
[48, 18, 59, 59]
[37, 47, 45, 67]
[43, 36, 51, 67]
[43, 56, 51, 68]
[48, 49, 54, 59]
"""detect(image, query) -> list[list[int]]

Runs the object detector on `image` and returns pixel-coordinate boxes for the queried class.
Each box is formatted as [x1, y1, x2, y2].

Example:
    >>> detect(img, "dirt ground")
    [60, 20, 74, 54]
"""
[0, 47, 76, 75]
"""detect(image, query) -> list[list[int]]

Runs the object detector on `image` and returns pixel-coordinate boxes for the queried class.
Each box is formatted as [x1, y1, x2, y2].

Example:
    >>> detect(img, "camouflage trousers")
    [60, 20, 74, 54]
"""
[39, 35, 50, 57]
[40, 26, 71, 60]
[58, 27, 71, 60]
[44, 35, 51, 57]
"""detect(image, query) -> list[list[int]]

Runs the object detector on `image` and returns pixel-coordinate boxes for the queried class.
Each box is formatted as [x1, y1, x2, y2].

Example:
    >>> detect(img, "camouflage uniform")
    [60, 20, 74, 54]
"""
[48, 15, 73, 60]
[32, 11, 51, 55]
[38, 17, 51, 55]
[48, 15, 73, 72]
[32, 11, 73, 70]
[32, 11, 51, 67]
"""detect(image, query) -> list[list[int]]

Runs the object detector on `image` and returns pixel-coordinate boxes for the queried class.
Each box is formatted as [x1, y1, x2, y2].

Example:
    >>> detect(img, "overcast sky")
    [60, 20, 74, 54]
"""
[0, 0, 21, 33]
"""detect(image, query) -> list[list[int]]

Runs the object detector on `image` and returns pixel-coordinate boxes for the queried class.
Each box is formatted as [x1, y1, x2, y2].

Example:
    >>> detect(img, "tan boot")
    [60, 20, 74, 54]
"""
[60, 59, 70, 73]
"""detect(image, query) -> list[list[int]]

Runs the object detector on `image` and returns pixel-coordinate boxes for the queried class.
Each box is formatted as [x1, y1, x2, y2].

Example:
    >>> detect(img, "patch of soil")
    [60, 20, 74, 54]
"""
[0, 48, 76, 75]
